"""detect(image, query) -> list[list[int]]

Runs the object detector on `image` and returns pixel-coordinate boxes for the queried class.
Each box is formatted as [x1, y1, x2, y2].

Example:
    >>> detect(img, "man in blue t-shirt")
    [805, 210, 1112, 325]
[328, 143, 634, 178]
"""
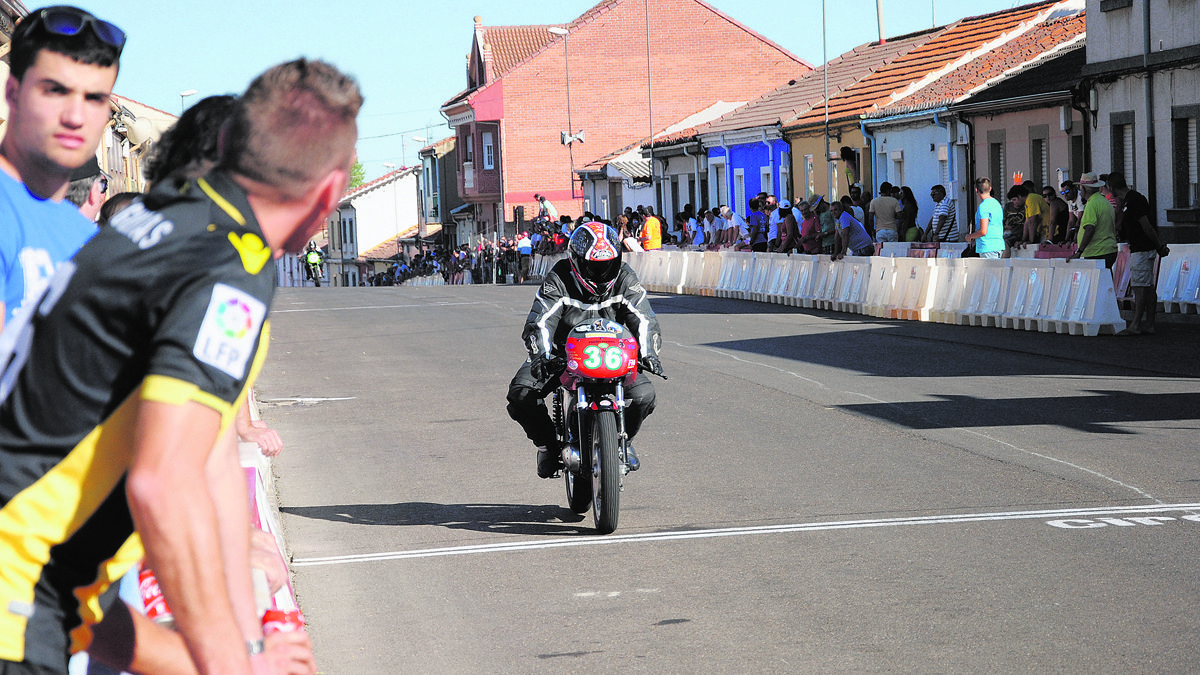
[966, 177, 1004, 258]
[0, 174, 97, 327]
[0, 6, 119, 329]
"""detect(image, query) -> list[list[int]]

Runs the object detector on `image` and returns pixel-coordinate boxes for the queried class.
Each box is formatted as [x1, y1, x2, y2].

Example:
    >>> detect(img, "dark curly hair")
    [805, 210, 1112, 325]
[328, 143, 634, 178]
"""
[142, 95, 237, 187]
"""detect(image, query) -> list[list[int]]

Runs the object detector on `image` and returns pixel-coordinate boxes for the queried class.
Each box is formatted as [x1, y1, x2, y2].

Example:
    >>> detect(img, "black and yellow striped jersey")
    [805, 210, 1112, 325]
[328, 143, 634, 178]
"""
[0, 170, 275, 669]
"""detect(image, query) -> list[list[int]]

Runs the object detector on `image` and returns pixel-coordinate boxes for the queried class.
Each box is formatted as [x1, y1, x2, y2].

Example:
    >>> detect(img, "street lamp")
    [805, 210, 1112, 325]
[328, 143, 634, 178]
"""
[179, 89, 198, 115]
[383, 162, 401, 271]
[548, 27, 580, 200]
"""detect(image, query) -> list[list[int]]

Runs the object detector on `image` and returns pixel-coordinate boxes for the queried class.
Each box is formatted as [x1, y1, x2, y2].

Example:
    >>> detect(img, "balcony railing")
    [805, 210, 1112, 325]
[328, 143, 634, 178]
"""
[463, 161, 474, 189]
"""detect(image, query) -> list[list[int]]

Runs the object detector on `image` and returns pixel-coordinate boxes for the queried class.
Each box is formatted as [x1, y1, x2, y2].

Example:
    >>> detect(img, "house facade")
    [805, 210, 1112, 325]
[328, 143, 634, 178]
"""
[441, 0, 809, 239]
[328, 166, 422, 283]
[417, 137, 465, 247]
[862, 7, 1086, 231]
[784, 0, 1068, 208]
[1080, 0, 1200, 242]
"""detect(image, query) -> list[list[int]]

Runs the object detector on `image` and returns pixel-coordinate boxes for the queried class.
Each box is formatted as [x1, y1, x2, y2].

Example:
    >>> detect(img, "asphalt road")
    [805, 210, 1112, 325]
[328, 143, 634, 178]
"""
[256, 283, 1200, 674]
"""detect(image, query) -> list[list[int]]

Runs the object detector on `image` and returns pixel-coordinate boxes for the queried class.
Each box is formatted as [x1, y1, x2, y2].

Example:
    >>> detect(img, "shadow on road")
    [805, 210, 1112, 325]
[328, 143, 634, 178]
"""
[839, 389, 1200, 433]
[280, 501, 595, 536]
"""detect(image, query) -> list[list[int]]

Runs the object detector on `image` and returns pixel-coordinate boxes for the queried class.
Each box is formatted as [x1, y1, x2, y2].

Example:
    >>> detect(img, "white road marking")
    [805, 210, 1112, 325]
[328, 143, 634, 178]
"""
[290, 503, 1200, 568]
[258, 397, 357, 404]
[273, 301, 485, 314]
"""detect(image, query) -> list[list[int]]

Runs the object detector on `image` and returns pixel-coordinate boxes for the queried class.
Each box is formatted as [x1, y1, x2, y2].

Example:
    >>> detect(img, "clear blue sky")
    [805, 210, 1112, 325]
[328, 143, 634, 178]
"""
[75, 0, 1026, 181]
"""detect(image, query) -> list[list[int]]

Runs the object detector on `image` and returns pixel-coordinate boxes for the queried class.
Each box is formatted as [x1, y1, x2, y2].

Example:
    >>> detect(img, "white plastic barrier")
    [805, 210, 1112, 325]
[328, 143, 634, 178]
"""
[623, 251, 648, 279]
[1158, 244, 1200, 314]
[800, 256, 832, 308]
[1038, 259, 1126, 336]
[928, 258, 969, 324]
[715, 251, 753, 297]
[810, 256, 842, 310]
[644, 251, 675, 291]
[748, 254, 783, 303]
[720, 252, 758, 300]
[692, 251, 725, 296]
[862, 256, 897, 317]
[782, 255, 819, 307]
[888, 258, 938, 321]
[765, 255, 810, 305]
[404, 274, 444, 286]
[937, 243, 969, 258]
[623, 248, 1132, 338]
[959, 258, 1012, 327]
[1000, 259, 1053, 331]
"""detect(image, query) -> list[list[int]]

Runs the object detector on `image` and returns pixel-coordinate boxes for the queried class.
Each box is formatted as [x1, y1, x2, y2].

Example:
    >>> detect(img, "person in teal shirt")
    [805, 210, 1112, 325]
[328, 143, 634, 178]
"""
[966, 177, 1004, 258]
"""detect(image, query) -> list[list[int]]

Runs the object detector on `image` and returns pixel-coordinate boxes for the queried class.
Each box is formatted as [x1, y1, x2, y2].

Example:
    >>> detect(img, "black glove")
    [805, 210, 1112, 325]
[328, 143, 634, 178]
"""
[530, 353, 549, 382]
[530, 354, 565, 382]
[639, 355, 665, 378]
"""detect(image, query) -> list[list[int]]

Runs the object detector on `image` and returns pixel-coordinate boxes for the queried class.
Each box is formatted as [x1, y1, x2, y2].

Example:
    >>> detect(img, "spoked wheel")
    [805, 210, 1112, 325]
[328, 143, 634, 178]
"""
[565, 457, 592, 514]
[590, 410, 621, 534]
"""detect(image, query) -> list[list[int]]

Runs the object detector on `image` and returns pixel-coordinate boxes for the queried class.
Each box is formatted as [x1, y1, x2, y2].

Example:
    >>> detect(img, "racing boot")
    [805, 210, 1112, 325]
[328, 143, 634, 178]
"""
[625, 444, 640, 472]
[536, 445, 562, 479]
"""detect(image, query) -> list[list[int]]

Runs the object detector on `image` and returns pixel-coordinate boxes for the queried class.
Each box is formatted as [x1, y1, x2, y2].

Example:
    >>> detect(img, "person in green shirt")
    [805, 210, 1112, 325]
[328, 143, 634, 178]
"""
[1067, 172, 1118, 268]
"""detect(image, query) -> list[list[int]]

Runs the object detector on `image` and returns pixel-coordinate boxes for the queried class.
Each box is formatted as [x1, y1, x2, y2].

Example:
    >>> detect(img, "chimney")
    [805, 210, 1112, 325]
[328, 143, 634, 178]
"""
[483, 43, 494, 84]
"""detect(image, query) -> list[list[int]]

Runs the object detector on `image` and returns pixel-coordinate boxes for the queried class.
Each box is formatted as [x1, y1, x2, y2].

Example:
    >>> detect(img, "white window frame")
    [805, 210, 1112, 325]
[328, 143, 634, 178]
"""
[482, 132, 494, 170]
[734, 168, 746, 216]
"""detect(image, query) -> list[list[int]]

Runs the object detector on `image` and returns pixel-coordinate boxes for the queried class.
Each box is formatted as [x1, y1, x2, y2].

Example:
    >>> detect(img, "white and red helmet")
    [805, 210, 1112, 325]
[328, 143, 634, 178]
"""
[567, 222, 622, 296]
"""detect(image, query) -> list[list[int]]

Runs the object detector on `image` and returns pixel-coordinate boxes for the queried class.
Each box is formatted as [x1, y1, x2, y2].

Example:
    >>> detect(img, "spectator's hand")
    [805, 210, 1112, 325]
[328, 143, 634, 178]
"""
[255, 630, 316, 675]
[241, 420, 284, 457]
[639, 356, 666, 379]
[250, 528, 288, 595]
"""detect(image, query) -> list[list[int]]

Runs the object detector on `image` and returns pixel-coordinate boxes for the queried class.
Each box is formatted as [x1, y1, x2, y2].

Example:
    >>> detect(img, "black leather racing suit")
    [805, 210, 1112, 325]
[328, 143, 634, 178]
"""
[506, 258, 661, 450]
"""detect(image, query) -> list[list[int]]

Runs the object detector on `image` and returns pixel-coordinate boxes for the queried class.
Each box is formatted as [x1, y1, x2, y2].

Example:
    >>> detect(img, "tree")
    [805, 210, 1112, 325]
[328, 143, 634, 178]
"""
[349, 159, 366, 189]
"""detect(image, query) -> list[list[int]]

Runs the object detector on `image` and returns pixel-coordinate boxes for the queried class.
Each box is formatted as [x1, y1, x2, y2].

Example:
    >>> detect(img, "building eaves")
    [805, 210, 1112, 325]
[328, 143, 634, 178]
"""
[785, 0, 1064, 131]
[953, 45, 1087, 110]
[340, 166, 419, 206]
[417, 136, 455, 158]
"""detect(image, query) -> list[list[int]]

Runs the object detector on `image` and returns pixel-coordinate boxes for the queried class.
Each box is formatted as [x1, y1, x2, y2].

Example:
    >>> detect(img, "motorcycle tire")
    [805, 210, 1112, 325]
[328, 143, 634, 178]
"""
[591, 409, 621, 534]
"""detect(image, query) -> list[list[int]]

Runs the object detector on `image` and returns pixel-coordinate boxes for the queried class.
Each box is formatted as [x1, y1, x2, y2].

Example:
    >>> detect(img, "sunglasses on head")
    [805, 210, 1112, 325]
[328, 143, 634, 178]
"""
[24, 6, 126, 53]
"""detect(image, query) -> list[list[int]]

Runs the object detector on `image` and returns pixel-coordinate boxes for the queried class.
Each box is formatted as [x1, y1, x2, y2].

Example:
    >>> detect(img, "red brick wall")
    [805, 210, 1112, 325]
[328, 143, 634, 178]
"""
[495, 0, 809, 220]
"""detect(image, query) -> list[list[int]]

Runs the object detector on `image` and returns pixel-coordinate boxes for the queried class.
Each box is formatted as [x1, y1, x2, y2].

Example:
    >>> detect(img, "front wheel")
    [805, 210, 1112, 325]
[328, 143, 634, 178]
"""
[591, 410, 621, 534]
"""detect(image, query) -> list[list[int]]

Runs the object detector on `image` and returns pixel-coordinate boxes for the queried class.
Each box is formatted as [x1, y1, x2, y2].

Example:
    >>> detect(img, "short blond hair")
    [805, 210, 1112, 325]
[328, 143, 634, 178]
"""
[222, 59, 363, 199]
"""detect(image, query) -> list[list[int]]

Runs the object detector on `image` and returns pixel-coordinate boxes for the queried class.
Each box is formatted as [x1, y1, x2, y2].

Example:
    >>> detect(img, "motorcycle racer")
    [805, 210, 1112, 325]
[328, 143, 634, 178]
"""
[506, 221, 664, 478]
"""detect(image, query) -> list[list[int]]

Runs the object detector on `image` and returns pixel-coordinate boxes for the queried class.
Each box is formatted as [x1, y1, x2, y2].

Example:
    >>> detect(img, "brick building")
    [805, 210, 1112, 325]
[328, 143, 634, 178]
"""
[440, 0, 809, 240]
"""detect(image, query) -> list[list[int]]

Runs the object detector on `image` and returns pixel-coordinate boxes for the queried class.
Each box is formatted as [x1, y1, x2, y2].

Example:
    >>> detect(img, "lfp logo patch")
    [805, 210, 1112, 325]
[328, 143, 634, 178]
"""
[215, 297, 255, 338]
[194, 283, 266, 379]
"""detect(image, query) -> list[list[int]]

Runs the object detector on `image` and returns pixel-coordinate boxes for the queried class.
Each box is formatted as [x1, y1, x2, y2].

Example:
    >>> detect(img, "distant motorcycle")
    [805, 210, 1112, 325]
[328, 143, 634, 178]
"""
[551, 319, 642, 534]
[303, 249, 323, 287]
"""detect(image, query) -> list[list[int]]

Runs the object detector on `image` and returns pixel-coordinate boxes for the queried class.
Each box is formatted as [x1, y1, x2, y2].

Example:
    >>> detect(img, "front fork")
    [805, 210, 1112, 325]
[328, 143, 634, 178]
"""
[558, 383, 630, 477]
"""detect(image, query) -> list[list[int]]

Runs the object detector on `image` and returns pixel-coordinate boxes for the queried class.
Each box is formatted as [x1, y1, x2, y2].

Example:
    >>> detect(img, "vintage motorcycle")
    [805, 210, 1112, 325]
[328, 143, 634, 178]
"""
[551, 319, 643, 534]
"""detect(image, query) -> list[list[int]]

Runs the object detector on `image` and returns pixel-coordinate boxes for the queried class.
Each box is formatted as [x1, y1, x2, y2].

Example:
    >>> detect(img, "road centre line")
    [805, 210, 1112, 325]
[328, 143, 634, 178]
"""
[290, 502, 1200, 567]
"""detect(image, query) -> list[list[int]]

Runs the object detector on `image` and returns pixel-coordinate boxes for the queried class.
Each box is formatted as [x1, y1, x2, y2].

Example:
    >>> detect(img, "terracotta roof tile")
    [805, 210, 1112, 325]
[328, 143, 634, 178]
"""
[682, 27, 947, 139]
[786, 0, 1064, 130]
[956, 43, 1088, 107]
[481, 24, 562, 77]
[877, 11, 1086, 113]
